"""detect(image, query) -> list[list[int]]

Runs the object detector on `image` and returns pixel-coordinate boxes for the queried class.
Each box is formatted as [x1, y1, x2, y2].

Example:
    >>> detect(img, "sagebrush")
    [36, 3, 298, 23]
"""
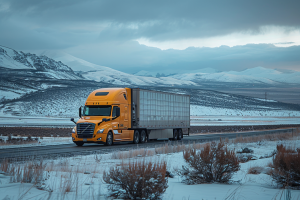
[103, 160, 168, 200]
[271, 144, 300, 189]
[179, 141, 240, 184]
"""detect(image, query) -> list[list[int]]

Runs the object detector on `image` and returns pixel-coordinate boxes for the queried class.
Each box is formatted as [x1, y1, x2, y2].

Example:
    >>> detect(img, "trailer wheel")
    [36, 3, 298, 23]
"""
[173, 129, 178, 140]
[74, 142, 84, 146]
[133, 130, 140, 144]
[140, 130, 146, 143]
[178, 129, 183, 140]
[105, 132, 113, 146]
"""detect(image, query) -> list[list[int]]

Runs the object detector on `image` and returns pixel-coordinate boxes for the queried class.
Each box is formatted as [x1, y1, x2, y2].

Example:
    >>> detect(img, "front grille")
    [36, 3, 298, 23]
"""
[77, 123, 95, 138]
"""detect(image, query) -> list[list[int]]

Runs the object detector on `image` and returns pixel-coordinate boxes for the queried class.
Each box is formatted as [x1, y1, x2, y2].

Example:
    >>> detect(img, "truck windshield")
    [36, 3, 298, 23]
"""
[82, 106, 112, 116]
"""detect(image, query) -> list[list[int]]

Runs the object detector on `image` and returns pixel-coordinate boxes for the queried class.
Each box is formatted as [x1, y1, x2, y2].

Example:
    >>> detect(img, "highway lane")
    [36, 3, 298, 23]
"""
[0, 128, 296, 161]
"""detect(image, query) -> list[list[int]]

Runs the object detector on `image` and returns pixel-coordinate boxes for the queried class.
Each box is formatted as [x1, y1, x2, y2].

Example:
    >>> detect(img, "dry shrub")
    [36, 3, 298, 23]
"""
[248, 166, 264, 174]
[180, 141, 240, 184]
[271, 144, 300, 188]
[103, 160, 168, 199]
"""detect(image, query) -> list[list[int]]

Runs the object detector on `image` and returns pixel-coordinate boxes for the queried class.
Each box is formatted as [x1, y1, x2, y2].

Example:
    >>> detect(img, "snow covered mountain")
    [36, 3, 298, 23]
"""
[0, 46, 81, 80]
[0, 46, 195, 101]
[171, 67, 300, 84]
[0, 45, 83, 101]
[36, 50, 300, 85]
[39, 51, 196, 86]
[1, 45, 299, 103]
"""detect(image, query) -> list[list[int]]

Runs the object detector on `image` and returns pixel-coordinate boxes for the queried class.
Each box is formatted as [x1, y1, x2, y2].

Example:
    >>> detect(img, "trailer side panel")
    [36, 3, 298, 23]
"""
[131, 88, 190, 129]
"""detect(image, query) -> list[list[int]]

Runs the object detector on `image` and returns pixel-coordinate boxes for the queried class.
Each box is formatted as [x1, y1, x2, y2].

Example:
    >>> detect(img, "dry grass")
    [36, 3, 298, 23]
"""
[111, 141, 208, 160]
[110, 128, 300, 160]
[233, 128, 300, 144]
[0, 158, 9, 172]
[111, 148, 155, 159]
[60, 173, 79, 194]
[0, 159, 46, 184]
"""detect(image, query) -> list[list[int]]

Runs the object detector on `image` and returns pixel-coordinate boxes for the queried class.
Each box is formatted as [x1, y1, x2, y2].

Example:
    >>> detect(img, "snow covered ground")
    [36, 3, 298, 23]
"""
[1, 115, 299, 128]
[1, 104, 299, 127]
[0, 116, 74, 127]
[0, 136, 73, 149]
[1, 136, 300, 199]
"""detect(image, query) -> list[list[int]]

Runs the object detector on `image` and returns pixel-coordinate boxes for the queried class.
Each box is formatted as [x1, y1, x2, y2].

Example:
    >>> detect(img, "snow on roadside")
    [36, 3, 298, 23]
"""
[1, 138, 300, 199]
[191, 104, 300, 117]
[0, 136, 73, 149]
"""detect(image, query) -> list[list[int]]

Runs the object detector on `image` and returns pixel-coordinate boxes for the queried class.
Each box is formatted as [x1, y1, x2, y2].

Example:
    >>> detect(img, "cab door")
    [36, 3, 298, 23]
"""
[123, 105, 129, 129]
[111, 106, 121, 141]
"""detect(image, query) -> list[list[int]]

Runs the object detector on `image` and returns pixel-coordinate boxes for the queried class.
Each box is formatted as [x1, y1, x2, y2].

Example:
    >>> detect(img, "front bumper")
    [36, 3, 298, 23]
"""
[72, 133, 107, 143]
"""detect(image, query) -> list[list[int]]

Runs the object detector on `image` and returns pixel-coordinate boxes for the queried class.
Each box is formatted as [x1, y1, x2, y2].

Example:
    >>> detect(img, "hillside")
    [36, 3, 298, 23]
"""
[1, 86, 299, 118]
[0, 45, 83, 101]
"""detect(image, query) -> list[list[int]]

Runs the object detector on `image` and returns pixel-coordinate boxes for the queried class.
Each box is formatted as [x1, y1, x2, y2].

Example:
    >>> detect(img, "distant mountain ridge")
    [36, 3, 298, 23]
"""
[39, 50, 196, 86]
[0, 46, 77, 75]
[0, 45, 83, 101]
[1, 45, 300, 103]
[169, 66, 300, 85]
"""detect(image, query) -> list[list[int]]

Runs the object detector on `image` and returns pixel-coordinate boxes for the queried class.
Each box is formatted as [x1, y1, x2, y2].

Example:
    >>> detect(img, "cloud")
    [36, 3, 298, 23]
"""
[66, 42, 300, 74]
[0, 0, 299, 74]
[1, 0, 300, 42]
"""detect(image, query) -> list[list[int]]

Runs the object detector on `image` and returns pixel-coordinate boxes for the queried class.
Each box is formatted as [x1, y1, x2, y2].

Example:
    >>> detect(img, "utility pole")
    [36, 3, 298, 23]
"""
[265, 92, 267, 102]
[265, 92, 268, 112]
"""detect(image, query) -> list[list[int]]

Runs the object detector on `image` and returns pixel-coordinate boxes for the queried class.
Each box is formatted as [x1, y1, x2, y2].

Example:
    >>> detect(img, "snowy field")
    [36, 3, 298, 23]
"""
[1, 135, 300, 199]
[1, 104, 299, 127]
[0, 136, 73, 149]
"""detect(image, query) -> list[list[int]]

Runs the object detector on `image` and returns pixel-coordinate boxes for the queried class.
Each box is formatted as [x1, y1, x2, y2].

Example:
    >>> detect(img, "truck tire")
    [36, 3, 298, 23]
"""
[74, 141, 84, 146]
[178, 129, 183, 140]
[133, 130, 140, 144]
[105, 132, 113, 146]
[140, 130, 146, 143]
[173, 129, 178, 140]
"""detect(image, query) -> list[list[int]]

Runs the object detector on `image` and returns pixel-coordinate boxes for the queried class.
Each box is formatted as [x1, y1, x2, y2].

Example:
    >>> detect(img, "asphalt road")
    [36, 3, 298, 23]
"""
[0, 128, 296, 161]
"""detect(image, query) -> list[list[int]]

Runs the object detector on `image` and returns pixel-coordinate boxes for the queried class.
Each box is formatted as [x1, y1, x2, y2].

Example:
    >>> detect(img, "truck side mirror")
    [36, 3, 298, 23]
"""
[116, 107, 120, 117]
[79, 107, 82, 118]
[70, 118, 76, 124]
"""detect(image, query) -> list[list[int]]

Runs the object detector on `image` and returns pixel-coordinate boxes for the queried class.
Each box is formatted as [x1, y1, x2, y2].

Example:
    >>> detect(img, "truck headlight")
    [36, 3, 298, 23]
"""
[72, 128, 76, 133]
[97, 129, 105, 133]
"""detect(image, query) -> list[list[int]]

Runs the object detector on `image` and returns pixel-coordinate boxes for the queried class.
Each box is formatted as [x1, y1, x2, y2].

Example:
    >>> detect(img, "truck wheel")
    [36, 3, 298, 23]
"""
[173, 129, 178, 140]
[105, 132, 113, 146]
[178, 129, 183, 140]
[133, 130, 140, 144]
[140, 130, 146, 143]
[74, 142, 84, 146]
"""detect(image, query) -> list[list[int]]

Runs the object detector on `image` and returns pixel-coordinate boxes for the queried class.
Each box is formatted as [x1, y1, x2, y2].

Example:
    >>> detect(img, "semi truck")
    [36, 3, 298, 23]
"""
[71, 88, 190, 146]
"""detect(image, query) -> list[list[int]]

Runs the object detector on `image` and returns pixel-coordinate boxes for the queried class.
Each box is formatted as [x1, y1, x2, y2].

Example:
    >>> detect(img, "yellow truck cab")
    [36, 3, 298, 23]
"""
[71, 88, 190, 146]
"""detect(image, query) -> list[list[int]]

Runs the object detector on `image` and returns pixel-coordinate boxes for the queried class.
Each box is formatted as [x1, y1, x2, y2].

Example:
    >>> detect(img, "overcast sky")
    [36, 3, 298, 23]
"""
[0, 0, 299, 74]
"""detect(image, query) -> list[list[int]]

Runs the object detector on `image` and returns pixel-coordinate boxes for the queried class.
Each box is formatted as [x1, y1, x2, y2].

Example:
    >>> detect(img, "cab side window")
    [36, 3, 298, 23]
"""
[112, 107, 117, 117]
[123, 93, 127, 100]
[112, 106, 120, 118]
